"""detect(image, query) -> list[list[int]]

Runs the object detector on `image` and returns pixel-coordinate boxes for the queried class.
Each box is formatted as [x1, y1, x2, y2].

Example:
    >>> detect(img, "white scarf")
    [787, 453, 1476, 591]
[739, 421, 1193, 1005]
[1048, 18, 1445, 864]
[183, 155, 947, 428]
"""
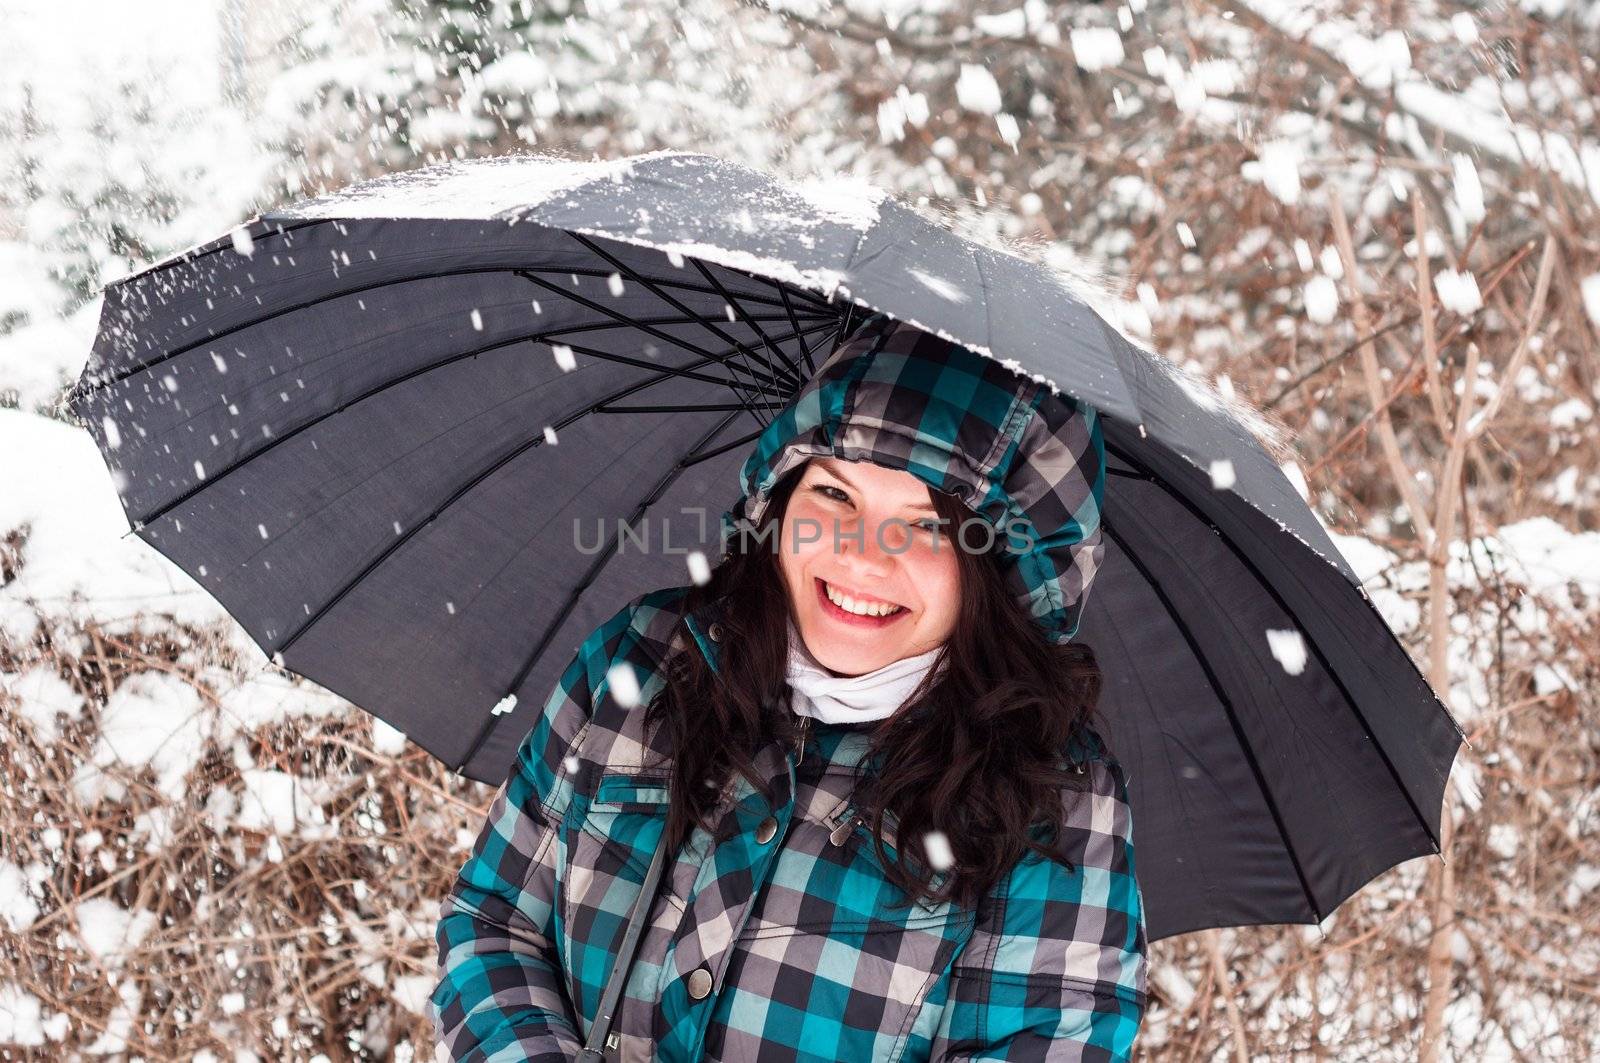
[785, 617, 948, 724]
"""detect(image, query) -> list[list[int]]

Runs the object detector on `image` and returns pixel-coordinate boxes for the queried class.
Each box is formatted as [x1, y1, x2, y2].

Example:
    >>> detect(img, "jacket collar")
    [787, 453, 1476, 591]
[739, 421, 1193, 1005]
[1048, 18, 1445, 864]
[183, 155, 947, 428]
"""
[677, 588, 943, 877]
[680, 591, 1101, 778]
[679, 590, 881, 778]
[681, 592, 728, 673]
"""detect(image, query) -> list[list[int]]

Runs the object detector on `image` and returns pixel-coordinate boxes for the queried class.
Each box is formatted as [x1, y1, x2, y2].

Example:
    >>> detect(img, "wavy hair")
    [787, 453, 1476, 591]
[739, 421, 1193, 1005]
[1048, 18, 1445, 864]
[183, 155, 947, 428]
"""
[642, 462, 1103, 913]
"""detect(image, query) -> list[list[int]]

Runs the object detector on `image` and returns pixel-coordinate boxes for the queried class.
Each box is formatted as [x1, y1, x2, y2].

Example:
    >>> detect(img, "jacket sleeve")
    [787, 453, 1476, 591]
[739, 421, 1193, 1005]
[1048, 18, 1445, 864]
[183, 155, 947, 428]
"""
[428, 601, 639, 1063]
[929, 750, 1149, 1062]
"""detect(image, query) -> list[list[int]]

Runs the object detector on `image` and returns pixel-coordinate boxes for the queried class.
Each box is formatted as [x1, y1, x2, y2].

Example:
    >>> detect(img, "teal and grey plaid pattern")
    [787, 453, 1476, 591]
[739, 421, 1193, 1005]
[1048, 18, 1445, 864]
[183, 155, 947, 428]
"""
[431, 584, 1148, 1061]
[432, 314, 1139, 1060]
[725, 311, 1107, 643]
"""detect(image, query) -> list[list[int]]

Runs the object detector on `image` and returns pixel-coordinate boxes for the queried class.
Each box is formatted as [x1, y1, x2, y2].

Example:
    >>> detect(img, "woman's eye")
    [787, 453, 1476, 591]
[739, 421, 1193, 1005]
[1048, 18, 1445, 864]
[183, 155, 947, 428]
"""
[812, 484, 850, 504]
[808, 485, 937, 533]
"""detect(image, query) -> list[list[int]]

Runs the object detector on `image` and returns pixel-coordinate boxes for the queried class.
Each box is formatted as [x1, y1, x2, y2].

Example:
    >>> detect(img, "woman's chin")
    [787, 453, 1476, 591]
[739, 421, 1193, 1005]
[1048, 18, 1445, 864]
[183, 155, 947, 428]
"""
[798, 621, 904, 676]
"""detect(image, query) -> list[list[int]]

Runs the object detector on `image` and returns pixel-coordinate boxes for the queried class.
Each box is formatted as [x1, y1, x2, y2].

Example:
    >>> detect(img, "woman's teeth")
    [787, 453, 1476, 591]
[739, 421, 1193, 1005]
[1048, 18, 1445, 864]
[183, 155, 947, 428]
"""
[823, 580, 905, 617]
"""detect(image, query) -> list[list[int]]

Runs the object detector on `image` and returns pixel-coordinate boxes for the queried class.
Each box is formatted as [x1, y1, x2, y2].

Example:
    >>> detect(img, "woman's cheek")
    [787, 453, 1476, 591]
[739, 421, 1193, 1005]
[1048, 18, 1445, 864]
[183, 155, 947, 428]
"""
[911, 537, 961, 595]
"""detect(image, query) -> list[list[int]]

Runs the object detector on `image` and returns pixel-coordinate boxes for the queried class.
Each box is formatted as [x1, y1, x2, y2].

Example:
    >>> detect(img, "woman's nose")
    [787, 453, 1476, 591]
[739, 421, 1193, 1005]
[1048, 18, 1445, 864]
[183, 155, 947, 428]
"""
[836, 515, 904, 570]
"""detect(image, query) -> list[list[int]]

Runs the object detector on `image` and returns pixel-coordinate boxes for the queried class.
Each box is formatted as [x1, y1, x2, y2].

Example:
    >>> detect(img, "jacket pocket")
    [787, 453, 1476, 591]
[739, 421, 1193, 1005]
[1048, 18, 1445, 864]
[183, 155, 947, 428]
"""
[557, 772, 678, 1029]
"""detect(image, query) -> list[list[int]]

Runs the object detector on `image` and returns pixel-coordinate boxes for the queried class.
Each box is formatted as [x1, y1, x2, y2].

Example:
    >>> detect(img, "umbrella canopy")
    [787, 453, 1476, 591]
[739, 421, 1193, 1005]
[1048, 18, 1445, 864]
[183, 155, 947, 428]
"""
[65, 149, 1464, 942]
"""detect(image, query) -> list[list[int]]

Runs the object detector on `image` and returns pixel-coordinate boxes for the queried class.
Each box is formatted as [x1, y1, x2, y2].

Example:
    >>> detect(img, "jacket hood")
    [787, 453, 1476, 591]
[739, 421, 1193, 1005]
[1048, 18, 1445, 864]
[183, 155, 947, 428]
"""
[720, 311, 1106, 644]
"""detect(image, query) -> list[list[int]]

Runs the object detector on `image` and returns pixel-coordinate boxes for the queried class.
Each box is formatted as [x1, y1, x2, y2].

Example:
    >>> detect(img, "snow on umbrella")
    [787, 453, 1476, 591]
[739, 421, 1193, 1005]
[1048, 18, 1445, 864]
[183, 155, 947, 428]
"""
[64, 149, 1464, 942]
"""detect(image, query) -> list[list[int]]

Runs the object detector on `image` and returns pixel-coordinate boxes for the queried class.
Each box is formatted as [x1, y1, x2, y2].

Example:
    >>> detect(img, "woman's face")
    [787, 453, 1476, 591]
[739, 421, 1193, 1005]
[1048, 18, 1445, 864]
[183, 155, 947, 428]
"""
[777, 457, 962, 677]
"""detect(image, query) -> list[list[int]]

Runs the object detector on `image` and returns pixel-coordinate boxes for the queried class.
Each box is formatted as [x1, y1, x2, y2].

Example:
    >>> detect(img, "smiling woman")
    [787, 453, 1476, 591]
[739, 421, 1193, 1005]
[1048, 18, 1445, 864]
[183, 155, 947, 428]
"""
[432, 312, 1142, 1062]
[778, 455, 963, 676]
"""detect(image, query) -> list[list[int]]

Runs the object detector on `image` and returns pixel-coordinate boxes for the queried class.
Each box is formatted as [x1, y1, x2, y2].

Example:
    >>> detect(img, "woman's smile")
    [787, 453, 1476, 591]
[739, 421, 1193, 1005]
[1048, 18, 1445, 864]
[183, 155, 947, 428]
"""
[814, 577, 911, 628]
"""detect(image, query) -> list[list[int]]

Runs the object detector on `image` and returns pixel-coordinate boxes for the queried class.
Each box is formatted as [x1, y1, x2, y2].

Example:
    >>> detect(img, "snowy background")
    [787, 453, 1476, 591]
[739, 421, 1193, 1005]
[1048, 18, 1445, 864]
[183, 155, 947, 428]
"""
[2, 0, 1598, 1060]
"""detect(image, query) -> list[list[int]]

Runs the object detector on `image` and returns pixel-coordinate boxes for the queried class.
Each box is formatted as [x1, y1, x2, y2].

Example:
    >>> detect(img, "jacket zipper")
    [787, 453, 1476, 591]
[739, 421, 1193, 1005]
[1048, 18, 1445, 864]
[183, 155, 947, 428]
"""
[828, 810, 864, 846]
[795, 717, 865, 845]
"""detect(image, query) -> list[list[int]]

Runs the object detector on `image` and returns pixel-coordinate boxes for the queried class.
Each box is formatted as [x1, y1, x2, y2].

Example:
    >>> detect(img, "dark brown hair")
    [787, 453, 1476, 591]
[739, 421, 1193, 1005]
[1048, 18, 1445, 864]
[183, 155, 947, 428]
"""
[642, 461, 1103, 912]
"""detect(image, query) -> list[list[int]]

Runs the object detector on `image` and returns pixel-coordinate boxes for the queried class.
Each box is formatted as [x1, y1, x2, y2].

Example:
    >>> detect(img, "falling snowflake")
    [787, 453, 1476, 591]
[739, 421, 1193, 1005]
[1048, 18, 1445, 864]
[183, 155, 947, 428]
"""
[1434, 269, 1483, 315]
[908, 267, 966, 303]
[1253, 141, 1303, 205]
[955, 64, 1002, 115]
[1451, 153, 1485, 225]
[551, 344, 576, 371]
[687, 551, 711, 585]
[922, 830, 955, 871]
[1581, 274, 1600, 328]
[1304, 275, 1339, 324]
[1318, 245, 1344, 280]
[995, 113, 1020, 150]
[1070, 27, 1125, 72]
[1209, 458, 1236, 489]
[1486, 823, 1519, 860]
[1265, 628, 1308, 675]
[607, 663, 642, 708]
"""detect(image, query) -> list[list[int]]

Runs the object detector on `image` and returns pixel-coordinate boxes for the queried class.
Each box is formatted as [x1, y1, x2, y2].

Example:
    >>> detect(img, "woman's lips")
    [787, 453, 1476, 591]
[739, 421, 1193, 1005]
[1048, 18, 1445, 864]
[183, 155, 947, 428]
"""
[814, 577, 910, 629]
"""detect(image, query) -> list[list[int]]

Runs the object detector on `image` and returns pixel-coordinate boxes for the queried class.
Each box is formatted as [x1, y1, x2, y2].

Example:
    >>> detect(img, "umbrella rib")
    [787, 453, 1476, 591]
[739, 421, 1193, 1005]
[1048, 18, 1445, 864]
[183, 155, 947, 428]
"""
[570, 229, 823, 428]
[118, 217, 327, 281]
[1099, 513, 1325, 925]
[71, 265, 833, 404]
[518, 265, 834, 313]
[541, 336, 792, 391]
[523, 314, 811, 399]
[131, 317, 834, 532]
[537, 311, 810, 350]
[689, 259, 799, 430]
[561, 229, 834, 314]
[266, 357, 789, 663]
[514, 268, 801, 412]
[828, 301, 861, 359]
[561, 232, 809, 424]
[778, 286, 819, 377]
[678, 427, 766, 468]
[452, 409, 749, 775]
[596, 402, 791, 414]
[1105, 437, 1446, 854]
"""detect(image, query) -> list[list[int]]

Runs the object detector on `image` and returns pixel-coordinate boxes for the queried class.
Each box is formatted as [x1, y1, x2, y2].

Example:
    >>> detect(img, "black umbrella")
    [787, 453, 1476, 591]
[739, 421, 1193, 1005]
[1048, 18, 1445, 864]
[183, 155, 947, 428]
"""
[65, 149, 1464, 942]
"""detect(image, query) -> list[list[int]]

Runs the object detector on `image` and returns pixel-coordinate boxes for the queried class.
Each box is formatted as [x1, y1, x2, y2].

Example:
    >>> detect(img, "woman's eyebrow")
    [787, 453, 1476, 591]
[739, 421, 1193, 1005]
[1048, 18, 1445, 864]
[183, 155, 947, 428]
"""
[815, 459, 937, 513]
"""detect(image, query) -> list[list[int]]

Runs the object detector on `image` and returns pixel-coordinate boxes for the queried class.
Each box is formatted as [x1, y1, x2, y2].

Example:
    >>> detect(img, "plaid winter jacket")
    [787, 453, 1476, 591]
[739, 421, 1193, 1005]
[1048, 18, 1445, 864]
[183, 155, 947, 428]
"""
[430, 314, 1148, 1061]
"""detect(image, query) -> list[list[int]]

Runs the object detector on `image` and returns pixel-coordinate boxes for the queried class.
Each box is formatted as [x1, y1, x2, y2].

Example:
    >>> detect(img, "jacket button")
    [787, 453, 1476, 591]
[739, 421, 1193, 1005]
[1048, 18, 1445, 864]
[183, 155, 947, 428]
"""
[755, 816, 778, 844]
[707, 622, 723, 643]
[686, 966, 714, 1000]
